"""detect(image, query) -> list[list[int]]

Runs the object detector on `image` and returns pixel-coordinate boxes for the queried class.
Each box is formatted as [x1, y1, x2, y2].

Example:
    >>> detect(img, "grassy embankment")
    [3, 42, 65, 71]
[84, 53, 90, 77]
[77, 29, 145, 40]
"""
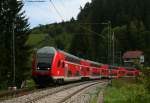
[104, 77, 150, 103]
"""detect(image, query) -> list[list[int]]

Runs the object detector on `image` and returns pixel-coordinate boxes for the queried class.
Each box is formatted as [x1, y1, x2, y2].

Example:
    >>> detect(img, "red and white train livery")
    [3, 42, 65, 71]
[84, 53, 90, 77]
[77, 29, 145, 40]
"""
[32, 46, 140, 86]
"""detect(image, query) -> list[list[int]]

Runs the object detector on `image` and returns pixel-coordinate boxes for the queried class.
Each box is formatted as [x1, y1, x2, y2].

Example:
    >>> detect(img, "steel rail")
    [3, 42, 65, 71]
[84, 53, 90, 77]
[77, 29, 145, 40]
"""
[25, 80, 106, 103]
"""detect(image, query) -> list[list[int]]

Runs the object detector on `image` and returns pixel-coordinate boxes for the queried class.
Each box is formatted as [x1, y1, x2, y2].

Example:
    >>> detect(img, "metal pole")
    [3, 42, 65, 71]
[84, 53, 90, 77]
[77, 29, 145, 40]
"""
[107, 21, 111, 64]
[101, 21, 111, 64]
[12, 20, 16, 86]
[107, 22, 109, 64]
[109, 21, 111, 65]
[112, 32, 115, 65]
[119, 51, 122, 65]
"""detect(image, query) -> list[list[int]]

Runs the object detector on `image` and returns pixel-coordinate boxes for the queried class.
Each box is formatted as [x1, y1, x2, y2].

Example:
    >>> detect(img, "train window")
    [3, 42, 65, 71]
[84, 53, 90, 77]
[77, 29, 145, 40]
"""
[68, 70, 72, 77]
[75, 71, 80, 76]
[87, 68, 90, 72]
[57, 60, 61, 68]
[119, 71, 125, 74]
[92, 64, 100, 68]
[65, 55, 80, 64]
[109, 66, 117, 70]
[109, 66, 113, 69]
[61, 61, 65, 68]
[102, 70, 107, 73]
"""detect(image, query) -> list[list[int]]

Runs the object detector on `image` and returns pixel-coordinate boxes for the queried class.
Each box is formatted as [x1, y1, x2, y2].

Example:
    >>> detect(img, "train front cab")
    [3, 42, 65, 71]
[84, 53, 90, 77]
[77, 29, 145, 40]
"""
[54, 51, 84, 83]
[32, 47, 57, 86]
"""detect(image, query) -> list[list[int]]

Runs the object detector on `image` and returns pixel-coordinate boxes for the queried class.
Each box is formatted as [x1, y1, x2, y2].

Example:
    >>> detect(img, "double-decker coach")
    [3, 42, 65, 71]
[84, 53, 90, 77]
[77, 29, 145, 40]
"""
[108, 66, 119, 78]
[32, 47, 82, 86]
[117, 67, 127, 78]
[32, 46, 104, 86]
[125, 67, 139, 77]
[100, 65, 109, 78]
[87, 60, 102, 79]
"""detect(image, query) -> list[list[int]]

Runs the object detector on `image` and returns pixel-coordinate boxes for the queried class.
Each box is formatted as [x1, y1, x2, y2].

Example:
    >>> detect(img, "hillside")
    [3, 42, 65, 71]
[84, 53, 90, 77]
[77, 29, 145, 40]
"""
[28, 0, 150, 65]
[27, 21, 76, 51]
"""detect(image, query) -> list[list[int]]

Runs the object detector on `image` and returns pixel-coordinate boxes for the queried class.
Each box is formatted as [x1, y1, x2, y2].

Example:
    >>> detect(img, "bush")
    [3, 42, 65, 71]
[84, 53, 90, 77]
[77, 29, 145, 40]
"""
[0, 81, 8, 90]
[137, 67, 150, 92]
[104, 75, 150, 103]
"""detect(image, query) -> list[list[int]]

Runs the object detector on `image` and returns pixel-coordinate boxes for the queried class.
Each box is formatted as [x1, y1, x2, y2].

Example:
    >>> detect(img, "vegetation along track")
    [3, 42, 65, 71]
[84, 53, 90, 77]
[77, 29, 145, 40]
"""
[1, 80, 107, 103]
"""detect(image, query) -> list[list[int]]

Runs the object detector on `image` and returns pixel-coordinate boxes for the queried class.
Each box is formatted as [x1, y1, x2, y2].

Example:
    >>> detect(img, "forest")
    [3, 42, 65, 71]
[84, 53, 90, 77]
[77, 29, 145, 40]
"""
[30, 0, 150, 65]
[0, 0, 150, 89]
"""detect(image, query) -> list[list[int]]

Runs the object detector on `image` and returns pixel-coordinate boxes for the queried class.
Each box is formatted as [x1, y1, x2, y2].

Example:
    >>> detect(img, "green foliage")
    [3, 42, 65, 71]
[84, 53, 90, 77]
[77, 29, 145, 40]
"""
[28, 0, 150, 65]
[104, 78, 150, 103]
[0, 0, 31, 89]
[27, 33, 48, 46]
[29, 22, 74, 51]
[76, 0, 150, 65]
[25, 79, 36, 89]
[137, 68, 150, 92]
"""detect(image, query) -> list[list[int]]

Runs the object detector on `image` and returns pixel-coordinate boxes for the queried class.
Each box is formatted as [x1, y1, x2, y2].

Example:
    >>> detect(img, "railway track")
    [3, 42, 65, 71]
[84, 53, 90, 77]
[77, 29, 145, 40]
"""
[1, 80, 108, 103]
[57, 81, 107, 103]
[0, 81, 86, 101]
[34, 80, 107, 103]
[0, 83, 59, 101]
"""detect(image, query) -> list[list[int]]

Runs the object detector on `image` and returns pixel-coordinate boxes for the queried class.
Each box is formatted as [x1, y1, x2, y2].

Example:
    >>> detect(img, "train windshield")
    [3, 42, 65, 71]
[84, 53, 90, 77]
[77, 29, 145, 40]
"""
[37, 47, 55, 69]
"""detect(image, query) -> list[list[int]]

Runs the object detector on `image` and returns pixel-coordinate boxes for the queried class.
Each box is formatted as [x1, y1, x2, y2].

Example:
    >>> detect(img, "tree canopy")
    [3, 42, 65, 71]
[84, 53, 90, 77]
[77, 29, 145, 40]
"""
[0, 0, 30, 89]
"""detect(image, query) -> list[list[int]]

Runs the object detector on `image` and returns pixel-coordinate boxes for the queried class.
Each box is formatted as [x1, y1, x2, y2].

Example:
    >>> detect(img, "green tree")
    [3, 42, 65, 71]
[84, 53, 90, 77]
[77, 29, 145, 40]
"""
[76, 0, 150, 65]
[0, 0, 30, 89]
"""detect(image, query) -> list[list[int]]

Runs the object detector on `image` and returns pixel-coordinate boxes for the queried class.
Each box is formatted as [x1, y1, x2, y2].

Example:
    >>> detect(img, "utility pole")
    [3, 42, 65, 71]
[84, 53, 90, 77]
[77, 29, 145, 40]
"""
[12, 19, 16, 88]
[101, 21, 111, 64]
[112, 32, 115, 65]
[119, 51, 122, 65]
[108, 21, 111, 65]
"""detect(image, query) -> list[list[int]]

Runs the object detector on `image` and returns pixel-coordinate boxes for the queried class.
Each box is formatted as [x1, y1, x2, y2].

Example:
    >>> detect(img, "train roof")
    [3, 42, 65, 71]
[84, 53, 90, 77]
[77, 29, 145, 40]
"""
[86, 60, 103, 66]
[38, 46, 104, 66]
[58, 50, 80, 60]
[124, 67, 136, 70]
[37, 46, 56, 54]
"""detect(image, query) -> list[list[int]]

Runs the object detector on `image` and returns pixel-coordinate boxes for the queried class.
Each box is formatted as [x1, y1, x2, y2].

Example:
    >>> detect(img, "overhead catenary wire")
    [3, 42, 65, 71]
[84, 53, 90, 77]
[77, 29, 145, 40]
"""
[48, 0, 104, 39]
[33, 0, 105, 39]
[26, 0, 106, 40]
[77, 24, 106, 39]
[49, 0, 64, 21]
[26, 0, 46, 2]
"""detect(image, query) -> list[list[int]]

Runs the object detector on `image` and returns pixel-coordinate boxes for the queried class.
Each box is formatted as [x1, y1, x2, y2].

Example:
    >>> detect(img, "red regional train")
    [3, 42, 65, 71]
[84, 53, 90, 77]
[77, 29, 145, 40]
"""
[32, 46, 140, 86]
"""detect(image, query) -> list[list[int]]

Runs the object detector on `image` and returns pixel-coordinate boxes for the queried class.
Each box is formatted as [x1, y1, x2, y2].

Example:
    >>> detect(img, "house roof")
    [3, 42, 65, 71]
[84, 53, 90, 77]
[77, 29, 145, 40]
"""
[123, 51, 143, 59]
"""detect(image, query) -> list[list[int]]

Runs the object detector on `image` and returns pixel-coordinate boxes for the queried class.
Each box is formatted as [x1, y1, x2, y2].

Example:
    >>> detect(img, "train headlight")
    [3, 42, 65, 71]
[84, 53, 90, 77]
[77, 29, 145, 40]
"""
[57, 71, 60, 75]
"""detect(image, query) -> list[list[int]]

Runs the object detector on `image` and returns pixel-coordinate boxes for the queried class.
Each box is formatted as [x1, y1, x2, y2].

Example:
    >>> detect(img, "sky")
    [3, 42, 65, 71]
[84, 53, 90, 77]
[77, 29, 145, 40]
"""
[22, 0, 91, 28]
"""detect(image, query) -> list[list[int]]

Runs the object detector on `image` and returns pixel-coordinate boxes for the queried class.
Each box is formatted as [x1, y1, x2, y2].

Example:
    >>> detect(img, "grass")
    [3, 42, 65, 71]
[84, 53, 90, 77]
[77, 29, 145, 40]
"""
[26, 33, 48, 46]
[25, 79, 36, 89]
[104, 78, 150, 103]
